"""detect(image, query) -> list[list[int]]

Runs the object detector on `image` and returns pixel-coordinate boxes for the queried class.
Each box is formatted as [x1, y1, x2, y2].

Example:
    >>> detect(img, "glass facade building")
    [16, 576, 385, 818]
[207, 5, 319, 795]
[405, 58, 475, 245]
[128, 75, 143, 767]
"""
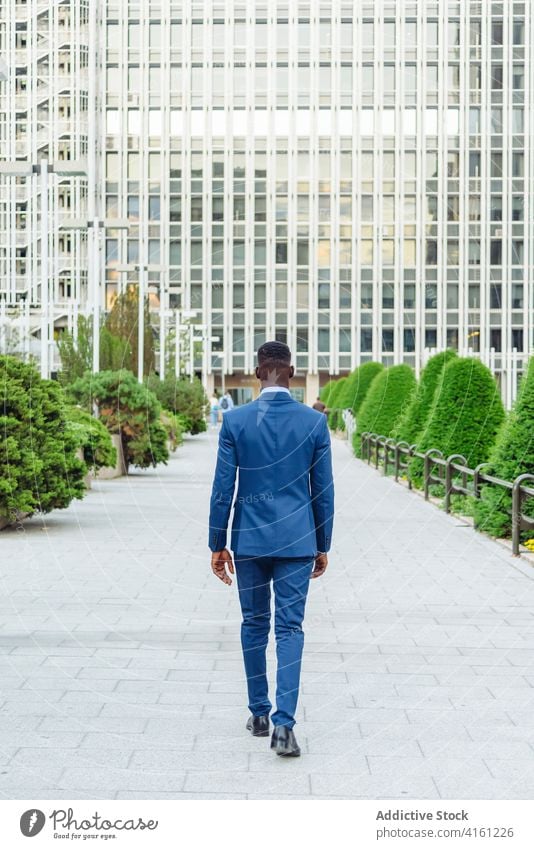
[1, 0, 533, 403]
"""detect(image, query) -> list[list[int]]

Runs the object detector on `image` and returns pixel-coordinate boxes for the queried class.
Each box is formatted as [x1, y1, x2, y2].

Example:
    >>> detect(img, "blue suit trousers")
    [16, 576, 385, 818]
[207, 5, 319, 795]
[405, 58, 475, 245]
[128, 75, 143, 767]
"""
[235, 555, 314, 728]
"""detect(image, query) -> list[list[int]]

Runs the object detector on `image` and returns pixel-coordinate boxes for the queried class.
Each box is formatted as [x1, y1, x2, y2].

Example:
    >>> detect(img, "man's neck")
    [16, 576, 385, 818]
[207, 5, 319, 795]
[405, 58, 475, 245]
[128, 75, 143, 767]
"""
[261, 382, 289, 391]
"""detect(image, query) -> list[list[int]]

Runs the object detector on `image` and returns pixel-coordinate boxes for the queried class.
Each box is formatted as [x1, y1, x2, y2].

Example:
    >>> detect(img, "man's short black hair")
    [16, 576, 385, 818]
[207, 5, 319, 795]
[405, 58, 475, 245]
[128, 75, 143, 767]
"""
[257, 341, 292, 366]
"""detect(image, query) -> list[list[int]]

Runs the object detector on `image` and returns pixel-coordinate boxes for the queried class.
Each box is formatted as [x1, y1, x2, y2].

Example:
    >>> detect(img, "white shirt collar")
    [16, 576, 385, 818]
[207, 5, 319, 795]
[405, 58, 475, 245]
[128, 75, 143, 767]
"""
[259, 385, 291, 396]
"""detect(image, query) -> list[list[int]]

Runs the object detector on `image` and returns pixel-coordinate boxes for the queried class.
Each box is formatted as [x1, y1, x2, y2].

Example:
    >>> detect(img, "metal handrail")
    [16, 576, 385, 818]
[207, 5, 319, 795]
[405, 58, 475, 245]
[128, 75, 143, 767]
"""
[359, 429, 534, 557]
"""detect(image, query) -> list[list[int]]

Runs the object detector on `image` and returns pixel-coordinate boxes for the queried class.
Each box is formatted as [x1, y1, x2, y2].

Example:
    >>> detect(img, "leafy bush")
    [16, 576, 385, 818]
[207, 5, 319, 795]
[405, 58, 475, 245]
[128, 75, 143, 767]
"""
[66, 406, 117, 472]
[327, 377, 347, 430]
[353, 365, 416, 457]
[474, 357, 534, 540]
[161, 410, 185, 452]
[0, 355, 86, 521]
[67, 369, 169, 471]
[409, 357, 505, 487]
[338, 362, 384, 415]
[146, 374, 209, 434]
[393, 350, 457, 445]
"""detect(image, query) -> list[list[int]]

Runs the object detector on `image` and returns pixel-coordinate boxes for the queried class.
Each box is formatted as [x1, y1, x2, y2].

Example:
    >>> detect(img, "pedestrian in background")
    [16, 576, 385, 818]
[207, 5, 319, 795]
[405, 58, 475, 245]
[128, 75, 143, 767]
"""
[219, 391, 234, 414]
[312, 396, 327, 414]
[209, 393, 220, 428]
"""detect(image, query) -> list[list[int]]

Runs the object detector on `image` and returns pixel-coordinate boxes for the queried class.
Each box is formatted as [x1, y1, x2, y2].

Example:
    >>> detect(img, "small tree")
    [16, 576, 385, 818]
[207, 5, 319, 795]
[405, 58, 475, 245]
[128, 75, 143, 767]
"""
[409, 357, 505, 486]
[66, 406, 117, 472]
[393, 350, 457, 445]
[57, 315, 94, 385]
[99, 326, 132, 372]
[0, 356, 86, 521]
[105, 286, 155, 377]
[353, 365, 416, 457]
[327, 377, 348, 430]
[146, 374, 209, 434]
[474, 357, 534, 540]
[68, 370, 169, 471]
[338, 362, 384, 415]
[58, 315, 133, 380]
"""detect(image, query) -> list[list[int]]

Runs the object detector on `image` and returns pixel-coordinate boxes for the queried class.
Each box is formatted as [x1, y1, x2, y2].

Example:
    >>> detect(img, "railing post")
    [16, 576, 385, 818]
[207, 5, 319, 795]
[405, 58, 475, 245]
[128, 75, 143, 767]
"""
[393, 440, 410, 483]
[444, 454, 467, 513]
[511, 474, 534, 556]
[376, 436, 386, 470]
[424, 448, 443, 500]
[473, 462, 491, 500]
[384, 438, 395, 477]
[512, 477, 521, 556]
[361, 432, 368, 461]
[408, 444, 418, 490]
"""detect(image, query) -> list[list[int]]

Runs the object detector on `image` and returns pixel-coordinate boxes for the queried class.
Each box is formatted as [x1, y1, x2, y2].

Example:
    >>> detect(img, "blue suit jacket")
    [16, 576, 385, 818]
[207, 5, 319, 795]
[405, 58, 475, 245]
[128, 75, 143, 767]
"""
[208, 392, 334, 557]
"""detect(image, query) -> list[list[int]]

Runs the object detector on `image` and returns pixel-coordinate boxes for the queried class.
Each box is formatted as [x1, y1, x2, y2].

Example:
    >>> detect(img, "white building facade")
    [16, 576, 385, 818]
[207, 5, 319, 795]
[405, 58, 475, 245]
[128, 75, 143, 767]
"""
[1, 0, 533, 404]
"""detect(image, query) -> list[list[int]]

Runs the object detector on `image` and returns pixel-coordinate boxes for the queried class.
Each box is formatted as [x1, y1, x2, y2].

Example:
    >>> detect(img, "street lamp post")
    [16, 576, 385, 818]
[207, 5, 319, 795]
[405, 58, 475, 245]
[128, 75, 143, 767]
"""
[193, 329, 220, 392]
[173, 309, 199, 380]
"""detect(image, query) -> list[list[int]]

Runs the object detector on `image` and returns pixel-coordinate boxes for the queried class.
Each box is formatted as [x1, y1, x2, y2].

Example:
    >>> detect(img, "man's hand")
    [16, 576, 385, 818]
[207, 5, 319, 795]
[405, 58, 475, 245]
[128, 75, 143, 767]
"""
[311, 552, 328, 579]
[211, 548, 235, 586]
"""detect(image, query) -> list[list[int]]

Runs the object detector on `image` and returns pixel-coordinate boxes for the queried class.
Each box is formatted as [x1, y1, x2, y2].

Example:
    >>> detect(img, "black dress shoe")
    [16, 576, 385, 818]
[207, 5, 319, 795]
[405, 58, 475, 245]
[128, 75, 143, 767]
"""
[270, 725, 301, 757]
[246, 714, 270, 737]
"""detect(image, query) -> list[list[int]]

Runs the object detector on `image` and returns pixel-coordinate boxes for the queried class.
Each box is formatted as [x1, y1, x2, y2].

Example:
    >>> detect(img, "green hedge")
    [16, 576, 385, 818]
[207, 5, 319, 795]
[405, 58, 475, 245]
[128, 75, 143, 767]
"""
[66, 406, 117, 472]
[474, 357, 534, 541]
[393, 350, 457, 445]
[353, 365, 416, 457]
[409, 357, 505, 487]
[68, 369, 169, 471]
[319, 379, 337, 407]
[338, 362, 384, 416]
[0, 356, 86, 521]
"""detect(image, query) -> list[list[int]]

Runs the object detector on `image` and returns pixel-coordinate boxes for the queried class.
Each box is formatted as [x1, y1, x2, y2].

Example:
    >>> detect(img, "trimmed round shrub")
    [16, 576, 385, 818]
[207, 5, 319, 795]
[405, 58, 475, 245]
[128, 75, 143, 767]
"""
[319, 379, 337, 407]
[409, 357, 505, 487]
[474, 357, 534, 540]
[66, 406, 117, 472]
[393, 350, 457, 445]
[353, 365, 416, 457]
[0, 355, 86, 522]
[327, 377, 347, 430]
[68, 369, 169, 471]
[338, 362, 384, 416]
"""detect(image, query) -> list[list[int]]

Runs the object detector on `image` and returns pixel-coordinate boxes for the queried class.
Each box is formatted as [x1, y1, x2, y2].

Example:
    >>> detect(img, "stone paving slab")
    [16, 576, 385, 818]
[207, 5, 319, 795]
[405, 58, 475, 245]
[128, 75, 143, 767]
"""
[0, 431, 533, 799]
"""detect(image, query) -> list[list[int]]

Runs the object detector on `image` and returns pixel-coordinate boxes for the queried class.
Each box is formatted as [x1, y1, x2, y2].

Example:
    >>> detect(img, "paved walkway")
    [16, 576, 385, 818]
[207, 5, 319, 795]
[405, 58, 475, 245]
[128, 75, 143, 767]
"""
[0, 430, 533, 799]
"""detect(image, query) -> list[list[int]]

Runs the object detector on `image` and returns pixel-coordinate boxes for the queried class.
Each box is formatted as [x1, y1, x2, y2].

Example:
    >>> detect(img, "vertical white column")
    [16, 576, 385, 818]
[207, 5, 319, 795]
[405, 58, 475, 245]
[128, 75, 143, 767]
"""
[159, 299, 166, 379]
[40, 160, 49, 379]
[175, 310, 181, 378]
[88, 0, 99, 374]
[0, 299, 6, 355]
[189, 323, 194, 382]
[138, 264, 145, 382]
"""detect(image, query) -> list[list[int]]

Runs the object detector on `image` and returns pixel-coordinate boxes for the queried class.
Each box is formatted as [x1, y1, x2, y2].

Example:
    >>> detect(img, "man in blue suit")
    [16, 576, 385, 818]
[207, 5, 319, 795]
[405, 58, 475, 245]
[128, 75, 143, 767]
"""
[209, 341, 334, 757]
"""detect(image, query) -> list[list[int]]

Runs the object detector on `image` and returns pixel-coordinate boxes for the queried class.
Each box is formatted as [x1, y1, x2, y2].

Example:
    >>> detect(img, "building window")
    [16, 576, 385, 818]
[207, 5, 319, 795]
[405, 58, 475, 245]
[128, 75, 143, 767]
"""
[382, 329, 394, 352]
[361, 328, 373, 352]
[404, 328, 415, 352]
